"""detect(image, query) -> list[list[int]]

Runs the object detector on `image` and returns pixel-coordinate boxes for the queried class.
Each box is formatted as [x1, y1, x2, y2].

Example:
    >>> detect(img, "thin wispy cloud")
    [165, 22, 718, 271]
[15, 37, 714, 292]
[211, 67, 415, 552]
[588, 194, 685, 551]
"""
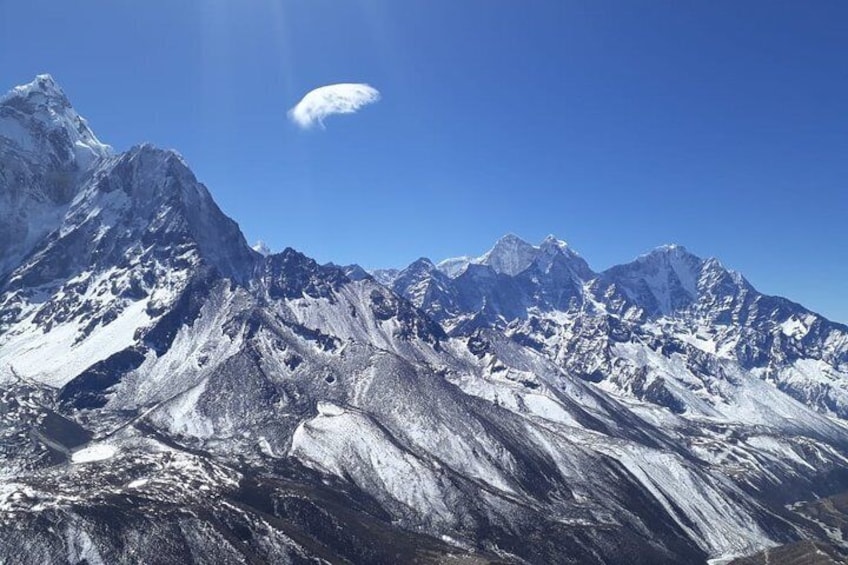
[288, 83, 381, 130]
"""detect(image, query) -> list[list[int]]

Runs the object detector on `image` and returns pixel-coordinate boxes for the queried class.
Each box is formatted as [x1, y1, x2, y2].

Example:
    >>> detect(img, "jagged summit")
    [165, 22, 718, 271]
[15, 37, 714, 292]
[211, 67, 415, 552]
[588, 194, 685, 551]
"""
[623, 244, 703, 269]
[598, 243, 756, 317]
[0, 74, 66, 103]
[478, 233, 539, 276]
[629, 244, 738, 277]
[409, 257, 436, 269]
[539, 233, 570, 250]
[430, 233, 584, 280]
[0, 74, 111, 167]
[435, 255, 473, 277]
[0, 76, 113, 275]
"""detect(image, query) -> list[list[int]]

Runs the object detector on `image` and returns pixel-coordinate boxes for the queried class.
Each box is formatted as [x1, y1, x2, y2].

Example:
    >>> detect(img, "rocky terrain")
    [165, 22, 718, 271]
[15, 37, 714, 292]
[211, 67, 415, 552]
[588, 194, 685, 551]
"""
[2, 75, 848, 564]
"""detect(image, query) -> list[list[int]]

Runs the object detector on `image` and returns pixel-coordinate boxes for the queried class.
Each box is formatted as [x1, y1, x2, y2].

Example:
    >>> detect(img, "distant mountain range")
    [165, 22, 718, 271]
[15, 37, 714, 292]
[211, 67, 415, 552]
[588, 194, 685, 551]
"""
[2, 75, 848, 564]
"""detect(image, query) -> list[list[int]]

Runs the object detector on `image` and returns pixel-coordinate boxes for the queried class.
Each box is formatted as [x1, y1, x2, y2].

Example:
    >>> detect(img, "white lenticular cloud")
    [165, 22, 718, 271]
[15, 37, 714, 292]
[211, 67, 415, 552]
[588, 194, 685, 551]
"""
[288, 83, 381, 129]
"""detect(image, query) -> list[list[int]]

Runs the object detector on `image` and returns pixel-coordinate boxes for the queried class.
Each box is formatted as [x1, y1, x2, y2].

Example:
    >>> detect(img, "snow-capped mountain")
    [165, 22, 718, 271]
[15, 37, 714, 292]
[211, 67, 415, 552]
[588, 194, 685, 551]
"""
[386, 234, 596, 333]
[0, 74, 111, 277]
[2, 75, 848, 564]
[391, 236, 848, 420]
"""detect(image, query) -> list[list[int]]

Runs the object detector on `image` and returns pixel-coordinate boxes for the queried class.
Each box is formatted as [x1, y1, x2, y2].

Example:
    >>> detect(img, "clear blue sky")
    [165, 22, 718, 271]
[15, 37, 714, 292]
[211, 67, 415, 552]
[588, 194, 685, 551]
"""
[1, 1, 846, 322]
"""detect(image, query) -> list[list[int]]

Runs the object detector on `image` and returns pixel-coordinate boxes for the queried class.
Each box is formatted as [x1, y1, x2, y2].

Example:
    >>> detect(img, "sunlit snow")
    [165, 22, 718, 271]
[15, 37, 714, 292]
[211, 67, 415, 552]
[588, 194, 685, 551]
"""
[71, 444, 117, 464]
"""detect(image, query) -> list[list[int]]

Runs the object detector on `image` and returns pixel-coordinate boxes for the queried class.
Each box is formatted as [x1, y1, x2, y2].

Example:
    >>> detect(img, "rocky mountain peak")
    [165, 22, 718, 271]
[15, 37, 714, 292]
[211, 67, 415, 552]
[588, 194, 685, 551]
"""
[0, 76, 114, 276]
[1, 74, 69, 108]
[0, 74, 111, 169]
[434, 233, 588, 281]
[479, 233, 538, 276]
[539, 233, 569, 250]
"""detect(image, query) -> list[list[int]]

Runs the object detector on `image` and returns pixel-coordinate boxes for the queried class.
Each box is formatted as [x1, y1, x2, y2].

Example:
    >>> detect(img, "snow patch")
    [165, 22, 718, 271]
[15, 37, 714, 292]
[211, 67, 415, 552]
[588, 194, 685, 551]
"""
[127, 478, 149, 489]
[71, 443, 117, 464]
[317, 401, 346, 416]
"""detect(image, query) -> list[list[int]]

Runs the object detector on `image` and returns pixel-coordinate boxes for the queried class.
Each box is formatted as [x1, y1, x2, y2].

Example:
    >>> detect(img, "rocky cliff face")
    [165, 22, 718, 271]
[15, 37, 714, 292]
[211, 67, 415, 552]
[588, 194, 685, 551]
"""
[2, 75, 848, 564]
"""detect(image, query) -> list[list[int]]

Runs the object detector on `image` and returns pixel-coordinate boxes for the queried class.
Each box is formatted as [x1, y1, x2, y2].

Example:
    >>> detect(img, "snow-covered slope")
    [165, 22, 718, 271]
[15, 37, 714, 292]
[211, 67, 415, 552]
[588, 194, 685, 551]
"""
[0, 141, 257, 387]
[2, 75, 848, 565]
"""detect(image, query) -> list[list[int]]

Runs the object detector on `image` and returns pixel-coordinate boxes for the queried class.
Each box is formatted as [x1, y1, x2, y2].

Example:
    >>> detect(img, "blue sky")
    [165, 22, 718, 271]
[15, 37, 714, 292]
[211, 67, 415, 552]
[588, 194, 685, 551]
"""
[1, 1, 846, 321]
